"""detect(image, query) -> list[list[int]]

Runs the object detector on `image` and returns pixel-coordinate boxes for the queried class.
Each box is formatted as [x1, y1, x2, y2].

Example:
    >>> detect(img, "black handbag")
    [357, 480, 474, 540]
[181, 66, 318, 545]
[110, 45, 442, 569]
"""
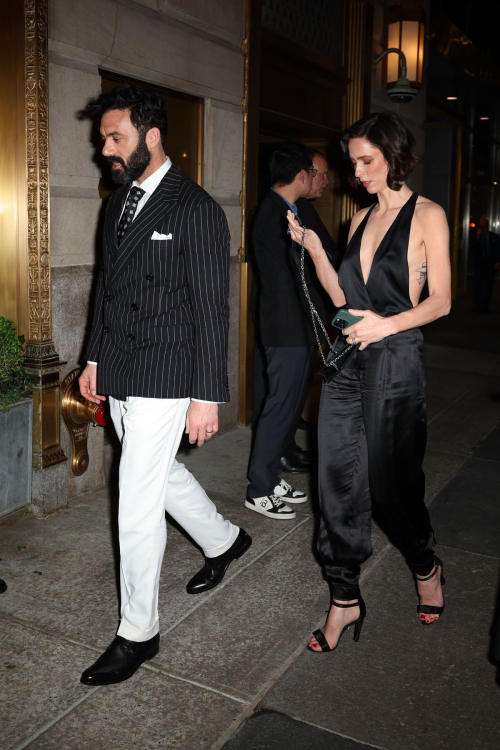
[297, 226, 359, 382]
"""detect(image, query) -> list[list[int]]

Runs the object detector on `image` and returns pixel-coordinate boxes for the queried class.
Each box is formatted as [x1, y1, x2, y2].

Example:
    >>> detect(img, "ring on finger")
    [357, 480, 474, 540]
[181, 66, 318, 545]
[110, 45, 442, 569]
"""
[206, 429, 213, 434]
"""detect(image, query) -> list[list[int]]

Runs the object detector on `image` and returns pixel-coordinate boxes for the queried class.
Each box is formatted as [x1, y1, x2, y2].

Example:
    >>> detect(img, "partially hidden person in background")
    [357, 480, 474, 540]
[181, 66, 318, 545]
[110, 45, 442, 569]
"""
[288, 112, 451, 653]
[246, 142, 326, 520]
[470, 217, 500, 314]
[78, 85, 251, 685]
[250, 147, 341, 475]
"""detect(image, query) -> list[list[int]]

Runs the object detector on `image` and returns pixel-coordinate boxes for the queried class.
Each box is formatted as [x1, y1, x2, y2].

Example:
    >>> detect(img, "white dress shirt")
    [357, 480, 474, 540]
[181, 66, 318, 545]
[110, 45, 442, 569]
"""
[118, 156, 172, 223]
[88, 157, 219, 404]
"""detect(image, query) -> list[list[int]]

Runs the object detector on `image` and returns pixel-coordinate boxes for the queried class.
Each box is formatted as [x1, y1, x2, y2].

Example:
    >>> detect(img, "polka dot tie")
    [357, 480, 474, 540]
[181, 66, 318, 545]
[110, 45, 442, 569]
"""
[116, 186, 145, 245]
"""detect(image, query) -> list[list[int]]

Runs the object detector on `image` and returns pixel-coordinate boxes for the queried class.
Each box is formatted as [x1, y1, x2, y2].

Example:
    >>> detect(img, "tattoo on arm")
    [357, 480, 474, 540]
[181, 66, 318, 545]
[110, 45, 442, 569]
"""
[415, 262, 427, 285]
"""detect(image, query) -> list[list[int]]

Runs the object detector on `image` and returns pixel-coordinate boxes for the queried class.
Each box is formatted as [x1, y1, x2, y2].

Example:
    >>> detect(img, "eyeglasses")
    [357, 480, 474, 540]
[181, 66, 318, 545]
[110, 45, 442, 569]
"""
[306, 168, 318, 177]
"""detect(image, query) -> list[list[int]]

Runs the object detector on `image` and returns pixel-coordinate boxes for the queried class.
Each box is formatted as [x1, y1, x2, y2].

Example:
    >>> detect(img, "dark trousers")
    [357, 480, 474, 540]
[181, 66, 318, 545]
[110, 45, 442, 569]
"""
[251, 342, 301, 455]
[251, 341, 268, 430]
[317, 330, 435, 600]
[247, 345, 316, 498]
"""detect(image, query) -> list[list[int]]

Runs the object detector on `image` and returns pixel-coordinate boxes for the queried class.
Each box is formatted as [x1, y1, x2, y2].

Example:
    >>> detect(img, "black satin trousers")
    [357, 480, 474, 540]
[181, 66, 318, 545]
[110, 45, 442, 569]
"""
[317, 329, 435, 600]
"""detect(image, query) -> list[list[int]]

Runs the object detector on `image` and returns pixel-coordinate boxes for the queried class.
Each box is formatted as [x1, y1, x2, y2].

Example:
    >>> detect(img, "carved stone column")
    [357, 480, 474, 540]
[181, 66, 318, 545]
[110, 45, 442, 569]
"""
[22, 0, 67, 477]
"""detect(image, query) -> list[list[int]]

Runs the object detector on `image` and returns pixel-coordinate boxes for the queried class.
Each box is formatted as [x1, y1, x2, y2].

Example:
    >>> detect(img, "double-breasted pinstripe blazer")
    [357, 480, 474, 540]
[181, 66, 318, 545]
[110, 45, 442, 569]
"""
[85, 164, 230, 402]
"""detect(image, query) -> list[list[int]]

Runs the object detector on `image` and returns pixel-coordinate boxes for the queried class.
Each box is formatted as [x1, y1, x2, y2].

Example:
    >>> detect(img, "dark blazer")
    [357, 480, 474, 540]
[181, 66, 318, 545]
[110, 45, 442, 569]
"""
[85, 164, 230, 402]
[250, 189, 326, 347]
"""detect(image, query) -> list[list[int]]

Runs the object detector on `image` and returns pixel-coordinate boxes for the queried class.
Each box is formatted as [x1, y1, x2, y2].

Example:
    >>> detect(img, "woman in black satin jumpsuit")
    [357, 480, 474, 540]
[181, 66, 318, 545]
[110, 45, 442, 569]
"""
[287, 113, 452, 653]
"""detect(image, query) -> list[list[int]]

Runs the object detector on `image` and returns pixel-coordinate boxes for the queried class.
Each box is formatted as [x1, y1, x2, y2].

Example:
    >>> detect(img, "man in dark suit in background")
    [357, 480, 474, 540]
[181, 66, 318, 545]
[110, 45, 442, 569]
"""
[78, 86, 250, 685]
[471, 217, 500, 313]
[246, 142, 327, 520]
[251, 148, 340, 474]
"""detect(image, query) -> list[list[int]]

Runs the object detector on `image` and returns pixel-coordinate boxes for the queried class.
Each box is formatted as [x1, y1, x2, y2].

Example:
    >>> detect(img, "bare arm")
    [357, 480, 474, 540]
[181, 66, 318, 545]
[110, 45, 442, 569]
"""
[388, 202, 451, 330]
[287, 210, 346, 307]
[345, 203, 452, 349]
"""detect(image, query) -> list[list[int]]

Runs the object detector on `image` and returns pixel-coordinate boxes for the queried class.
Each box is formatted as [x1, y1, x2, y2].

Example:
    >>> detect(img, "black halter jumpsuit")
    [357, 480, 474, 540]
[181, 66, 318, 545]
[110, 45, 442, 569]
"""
[318, 193, 435, 600]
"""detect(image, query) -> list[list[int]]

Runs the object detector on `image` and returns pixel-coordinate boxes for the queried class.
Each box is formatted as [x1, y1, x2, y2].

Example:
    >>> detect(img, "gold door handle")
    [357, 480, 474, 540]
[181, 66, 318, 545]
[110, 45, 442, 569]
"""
[61, 368, 104, 475]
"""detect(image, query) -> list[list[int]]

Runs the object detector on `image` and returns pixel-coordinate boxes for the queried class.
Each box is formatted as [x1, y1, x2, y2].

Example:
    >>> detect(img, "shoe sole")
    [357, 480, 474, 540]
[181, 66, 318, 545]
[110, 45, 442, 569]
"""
[80, 645, 159, 686]
[245, 500, 296, 519]
[279, 495, 308, 504]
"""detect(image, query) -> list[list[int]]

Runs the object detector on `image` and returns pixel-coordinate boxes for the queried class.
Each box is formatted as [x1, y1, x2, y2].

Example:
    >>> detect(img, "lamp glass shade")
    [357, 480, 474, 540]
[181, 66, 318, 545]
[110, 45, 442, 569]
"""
[385, 6, 425, 89]
[417, 21, 424, 83]
[387, 22, 401, 82]
[401, 21, 419, 81]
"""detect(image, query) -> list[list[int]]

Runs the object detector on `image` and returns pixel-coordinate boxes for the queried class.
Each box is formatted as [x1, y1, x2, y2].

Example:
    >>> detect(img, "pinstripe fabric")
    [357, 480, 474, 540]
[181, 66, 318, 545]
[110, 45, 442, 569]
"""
[85, 165, 230, 401]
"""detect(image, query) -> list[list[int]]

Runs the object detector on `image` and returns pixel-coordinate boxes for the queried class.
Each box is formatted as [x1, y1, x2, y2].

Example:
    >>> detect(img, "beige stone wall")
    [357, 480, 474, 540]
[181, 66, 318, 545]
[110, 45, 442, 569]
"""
[49, 0, 245, 496]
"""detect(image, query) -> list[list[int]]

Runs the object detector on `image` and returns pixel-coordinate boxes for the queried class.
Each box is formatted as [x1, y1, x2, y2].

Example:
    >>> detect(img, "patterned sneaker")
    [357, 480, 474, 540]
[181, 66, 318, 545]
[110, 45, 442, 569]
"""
[245, 494, 296, 520]
[274, 478, 307, 504]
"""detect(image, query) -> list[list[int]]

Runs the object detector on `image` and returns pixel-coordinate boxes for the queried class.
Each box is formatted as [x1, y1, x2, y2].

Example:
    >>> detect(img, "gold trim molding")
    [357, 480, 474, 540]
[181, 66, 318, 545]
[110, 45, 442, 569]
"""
[22, 0, 67, 470]
[26, 0, 51, 343]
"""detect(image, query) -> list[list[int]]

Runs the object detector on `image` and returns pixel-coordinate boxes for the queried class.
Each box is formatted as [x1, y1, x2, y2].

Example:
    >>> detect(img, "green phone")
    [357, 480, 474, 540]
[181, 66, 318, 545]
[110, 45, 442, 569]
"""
[332, 309, 363, 331]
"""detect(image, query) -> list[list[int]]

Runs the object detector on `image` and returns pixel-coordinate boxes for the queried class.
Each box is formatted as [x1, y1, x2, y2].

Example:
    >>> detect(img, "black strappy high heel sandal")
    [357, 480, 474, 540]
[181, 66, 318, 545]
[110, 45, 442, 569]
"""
[416, 555, 445, 625]
[307, 596, 367, 653]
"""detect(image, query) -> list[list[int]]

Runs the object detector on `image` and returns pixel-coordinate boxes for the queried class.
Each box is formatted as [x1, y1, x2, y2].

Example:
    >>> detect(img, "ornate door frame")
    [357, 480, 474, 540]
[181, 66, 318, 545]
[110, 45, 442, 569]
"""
[1, 0, 66, 471]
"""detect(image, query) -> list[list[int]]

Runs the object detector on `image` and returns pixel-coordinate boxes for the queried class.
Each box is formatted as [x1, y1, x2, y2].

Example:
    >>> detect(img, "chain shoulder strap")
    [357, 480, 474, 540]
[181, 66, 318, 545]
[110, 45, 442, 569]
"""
[298, 226, 335, 367]
[298, 226, 359, 371]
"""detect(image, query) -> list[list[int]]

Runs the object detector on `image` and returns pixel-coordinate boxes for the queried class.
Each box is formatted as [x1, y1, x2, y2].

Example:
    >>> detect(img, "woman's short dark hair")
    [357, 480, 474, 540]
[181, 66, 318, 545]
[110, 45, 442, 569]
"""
[87, 85, 168, 142]
[340, 112, 417, 191]
[269, 142, 313, 186]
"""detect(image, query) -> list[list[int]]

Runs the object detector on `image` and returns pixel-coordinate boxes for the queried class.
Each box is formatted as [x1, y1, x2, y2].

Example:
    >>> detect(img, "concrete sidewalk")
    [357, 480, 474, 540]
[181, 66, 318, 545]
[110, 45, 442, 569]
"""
[2, 294, 500, 749]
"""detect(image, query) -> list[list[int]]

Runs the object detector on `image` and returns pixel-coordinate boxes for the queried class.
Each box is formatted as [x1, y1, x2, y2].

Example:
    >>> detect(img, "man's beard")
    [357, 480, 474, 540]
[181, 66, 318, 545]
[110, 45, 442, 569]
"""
[107, 132, 151, 184]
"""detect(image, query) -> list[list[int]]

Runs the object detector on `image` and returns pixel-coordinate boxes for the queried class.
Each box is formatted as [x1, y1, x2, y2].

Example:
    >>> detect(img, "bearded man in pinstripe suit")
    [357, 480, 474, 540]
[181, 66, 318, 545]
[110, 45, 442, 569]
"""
[78, 86, 251, 686]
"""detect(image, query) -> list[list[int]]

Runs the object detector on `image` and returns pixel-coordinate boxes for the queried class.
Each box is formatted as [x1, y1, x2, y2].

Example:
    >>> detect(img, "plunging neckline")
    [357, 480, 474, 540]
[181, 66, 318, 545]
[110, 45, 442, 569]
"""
[359, 192, 416, 286]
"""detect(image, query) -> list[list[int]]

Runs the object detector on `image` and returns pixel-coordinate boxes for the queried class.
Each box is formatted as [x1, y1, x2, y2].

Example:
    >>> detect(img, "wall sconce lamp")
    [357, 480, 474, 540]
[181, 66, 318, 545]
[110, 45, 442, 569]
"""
[375, 5, 426, 104]
[375, 48, 418, 103]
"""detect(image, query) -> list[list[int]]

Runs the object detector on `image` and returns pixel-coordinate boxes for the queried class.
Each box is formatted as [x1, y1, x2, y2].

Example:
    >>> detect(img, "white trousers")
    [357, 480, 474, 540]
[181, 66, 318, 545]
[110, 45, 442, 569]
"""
[109, 396, 239, 642]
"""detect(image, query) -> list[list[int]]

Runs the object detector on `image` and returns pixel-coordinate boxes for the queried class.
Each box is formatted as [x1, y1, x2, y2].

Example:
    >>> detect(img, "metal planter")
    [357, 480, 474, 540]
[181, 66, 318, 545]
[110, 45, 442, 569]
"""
[0, 399, 33, 518]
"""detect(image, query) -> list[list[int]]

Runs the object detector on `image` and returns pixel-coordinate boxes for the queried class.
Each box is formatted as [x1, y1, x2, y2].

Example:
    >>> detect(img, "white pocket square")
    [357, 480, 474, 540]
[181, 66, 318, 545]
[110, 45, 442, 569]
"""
[151, 231, 172, 240]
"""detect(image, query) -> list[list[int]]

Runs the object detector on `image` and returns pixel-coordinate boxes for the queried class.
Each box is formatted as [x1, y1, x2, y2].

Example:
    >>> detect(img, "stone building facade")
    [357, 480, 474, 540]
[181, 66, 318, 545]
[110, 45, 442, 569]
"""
[4, 0, 462, 518]
[48, 0, 246, 503]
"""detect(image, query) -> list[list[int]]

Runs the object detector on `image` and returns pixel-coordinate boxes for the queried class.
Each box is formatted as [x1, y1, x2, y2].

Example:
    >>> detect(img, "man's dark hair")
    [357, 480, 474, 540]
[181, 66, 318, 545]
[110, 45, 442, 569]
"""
[340, 112, 417, 191]
[87, 85, 168, 142]
[269, 142, 313, 187]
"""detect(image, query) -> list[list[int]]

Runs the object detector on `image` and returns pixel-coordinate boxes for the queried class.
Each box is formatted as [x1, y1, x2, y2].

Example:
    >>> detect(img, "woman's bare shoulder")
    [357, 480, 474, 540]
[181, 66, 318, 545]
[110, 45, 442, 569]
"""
[414, 195, 447, 223]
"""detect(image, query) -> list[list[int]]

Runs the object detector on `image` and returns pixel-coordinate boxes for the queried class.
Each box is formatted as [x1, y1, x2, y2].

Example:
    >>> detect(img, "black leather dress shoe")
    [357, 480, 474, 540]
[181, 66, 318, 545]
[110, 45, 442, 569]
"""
[0, 579, 7, 594]
[186, 529, 252, 594]
[80, 633, 159, 685]
[279, 453, 310, 473]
